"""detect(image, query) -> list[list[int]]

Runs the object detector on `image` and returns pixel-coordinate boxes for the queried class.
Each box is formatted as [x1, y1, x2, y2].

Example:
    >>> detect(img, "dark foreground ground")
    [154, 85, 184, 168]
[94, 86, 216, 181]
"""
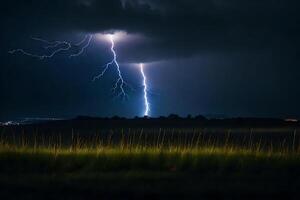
[1, 172, 299, 200]
[0, 117, 300, 200]
[0, 149, 300, 200]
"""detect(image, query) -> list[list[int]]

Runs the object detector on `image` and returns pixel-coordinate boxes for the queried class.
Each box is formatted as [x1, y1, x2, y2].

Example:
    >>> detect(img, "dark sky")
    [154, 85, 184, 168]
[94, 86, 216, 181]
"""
[1, 0, 300, 121]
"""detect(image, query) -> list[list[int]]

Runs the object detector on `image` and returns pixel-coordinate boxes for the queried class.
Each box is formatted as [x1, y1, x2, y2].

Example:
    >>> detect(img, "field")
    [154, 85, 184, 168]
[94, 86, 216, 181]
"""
[1, 119, 300, 199]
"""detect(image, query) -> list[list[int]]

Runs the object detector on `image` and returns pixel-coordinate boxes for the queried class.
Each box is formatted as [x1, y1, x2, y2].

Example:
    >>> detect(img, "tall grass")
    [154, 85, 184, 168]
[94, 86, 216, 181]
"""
[0, 128, 299, 157]
[0, 129, 300, 199]
[1, 128, 300, 199]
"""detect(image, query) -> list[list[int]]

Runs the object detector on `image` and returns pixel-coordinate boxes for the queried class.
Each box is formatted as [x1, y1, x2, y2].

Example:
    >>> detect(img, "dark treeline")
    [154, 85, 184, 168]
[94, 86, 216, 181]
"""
[1, 114, 299, 135]
[1, 114, 299, 129]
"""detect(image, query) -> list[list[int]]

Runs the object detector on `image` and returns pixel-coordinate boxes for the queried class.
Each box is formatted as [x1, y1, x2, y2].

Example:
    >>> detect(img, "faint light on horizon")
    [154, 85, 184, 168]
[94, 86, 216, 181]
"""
[285, 118, 298, 122]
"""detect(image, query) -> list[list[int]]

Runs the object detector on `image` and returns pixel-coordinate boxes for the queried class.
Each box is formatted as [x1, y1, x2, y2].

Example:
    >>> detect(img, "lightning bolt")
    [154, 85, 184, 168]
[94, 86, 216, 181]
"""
[8, 33, 130, 99]
[8, 35, 93, 59]
[69, 35, 93, 58]
[8, 33, 150, 114]
[140, 63, 150, 116]
[92, 35, 129, 99]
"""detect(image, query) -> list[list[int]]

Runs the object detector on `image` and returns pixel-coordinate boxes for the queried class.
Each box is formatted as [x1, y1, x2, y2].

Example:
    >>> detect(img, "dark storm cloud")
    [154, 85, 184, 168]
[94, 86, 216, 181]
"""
[2, 0, 300, 62]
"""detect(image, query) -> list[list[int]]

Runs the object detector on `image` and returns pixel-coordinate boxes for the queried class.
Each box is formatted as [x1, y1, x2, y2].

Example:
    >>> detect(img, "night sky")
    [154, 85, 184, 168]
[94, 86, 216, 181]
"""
[1, 0, 300, 121]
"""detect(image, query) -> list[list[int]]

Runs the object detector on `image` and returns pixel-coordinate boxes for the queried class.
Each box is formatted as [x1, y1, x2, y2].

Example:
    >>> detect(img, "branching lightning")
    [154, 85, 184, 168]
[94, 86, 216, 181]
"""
[92, 35, 129, 99]
[140, 63, 150, 116]
[8, 35, 93, 60]
[8, 32, 150, 116]
[69, 35, 93, 58]
[9, 33, 130, 98]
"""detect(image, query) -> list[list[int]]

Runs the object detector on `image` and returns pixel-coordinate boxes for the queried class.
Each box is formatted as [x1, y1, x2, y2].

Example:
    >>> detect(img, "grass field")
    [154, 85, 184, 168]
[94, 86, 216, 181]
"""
[0, 127, 300, 199]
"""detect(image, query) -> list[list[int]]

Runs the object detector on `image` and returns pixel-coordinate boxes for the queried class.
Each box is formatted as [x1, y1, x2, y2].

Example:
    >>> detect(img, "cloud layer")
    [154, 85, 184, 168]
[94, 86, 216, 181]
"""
[2, 0, 299, 62]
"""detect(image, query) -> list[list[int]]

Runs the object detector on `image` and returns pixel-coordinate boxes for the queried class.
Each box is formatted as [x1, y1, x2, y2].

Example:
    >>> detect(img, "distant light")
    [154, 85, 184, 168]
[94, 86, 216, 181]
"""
[285, 119, 298, 122]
